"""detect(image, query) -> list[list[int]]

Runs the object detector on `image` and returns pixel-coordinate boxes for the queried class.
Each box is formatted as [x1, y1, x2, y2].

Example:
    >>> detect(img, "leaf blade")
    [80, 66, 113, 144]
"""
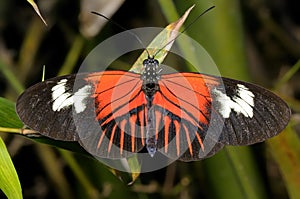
[0, 137, 22, 199]
[130, 5, 194, 73]
[27, 0, 47, 26]
[0, 97, 23, 129]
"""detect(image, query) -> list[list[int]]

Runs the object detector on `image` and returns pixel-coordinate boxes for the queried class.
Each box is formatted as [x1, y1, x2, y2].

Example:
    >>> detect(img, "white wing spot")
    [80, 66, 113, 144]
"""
[213, 84, 255, 118]
[51, 79, 73, 111]
[73, 85, 92, 113]
[236, 84, 254, 107]
[51, 79, 68, 99]
[51, 79, 92, 113]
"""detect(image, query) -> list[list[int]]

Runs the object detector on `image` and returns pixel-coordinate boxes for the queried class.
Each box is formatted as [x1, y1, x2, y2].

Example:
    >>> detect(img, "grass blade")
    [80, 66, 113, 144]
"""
[0, 137, 22, 199]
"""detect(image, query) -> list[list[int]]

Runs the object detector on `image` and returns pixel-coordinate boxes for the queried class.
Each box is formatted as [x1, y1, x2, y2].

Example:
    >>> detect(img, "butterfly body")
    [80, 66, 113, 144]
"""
[16, 57, 290, 161]
[141, 57, 161, 156]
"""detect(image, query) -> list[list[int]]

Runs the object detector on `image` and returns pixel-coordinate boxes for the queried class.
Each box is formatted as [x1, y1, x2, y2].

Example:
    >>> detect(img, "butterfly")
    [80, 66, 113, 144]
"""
[16, 53, 291, 161]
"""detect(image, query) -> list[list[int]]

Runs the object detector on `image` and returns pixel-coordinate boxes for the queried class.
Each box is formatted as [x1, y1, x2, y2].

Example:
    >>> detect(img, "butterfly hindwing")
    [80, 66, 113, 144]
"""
[145, 73, 219, 160]
[77, 71, 147, 158]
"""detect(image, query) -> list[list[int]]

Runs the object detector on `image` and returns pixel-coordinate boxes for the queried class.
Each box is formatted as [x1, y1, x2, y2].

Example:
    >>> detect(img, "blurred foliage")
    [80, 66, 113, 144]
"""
[0, 0, 299, 198]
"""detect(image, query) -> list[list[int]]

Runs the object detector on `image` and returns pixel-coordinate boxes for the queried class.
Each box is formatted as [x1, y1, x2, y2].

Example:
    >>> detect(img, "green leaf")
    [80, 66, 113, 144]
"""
[130, 5, 194, 73]
[0, 97, 23, 129]
[0, 137, 22, 199]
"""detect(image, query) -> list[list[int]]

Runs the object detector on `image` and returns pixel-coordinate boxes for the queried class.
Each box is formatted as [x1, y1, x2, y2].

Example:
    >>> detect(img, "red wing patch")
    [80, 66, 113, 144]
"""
[79, 71, 148, 158]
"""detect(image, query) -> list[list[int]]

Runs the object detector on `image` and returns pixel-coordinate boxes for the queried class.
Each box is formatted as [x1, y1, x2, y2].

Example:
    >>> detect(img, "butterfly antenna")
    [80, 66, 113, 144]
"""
[91, 11, 151, 58]
[153, 6, 215, 58]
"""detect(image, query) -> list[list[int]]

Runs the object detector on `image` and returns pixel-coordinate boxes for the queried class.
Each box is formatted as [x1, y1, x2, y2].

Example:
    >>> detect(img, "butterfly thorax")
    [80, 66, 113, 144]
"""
[141, 57, 161, 98]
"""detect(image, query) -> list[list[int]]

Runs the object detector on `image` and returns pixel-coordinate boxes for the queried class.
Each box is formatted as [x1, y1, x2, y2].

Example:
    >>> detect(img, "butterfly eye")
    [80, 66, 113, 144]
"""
[143, 59, 149, 67]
